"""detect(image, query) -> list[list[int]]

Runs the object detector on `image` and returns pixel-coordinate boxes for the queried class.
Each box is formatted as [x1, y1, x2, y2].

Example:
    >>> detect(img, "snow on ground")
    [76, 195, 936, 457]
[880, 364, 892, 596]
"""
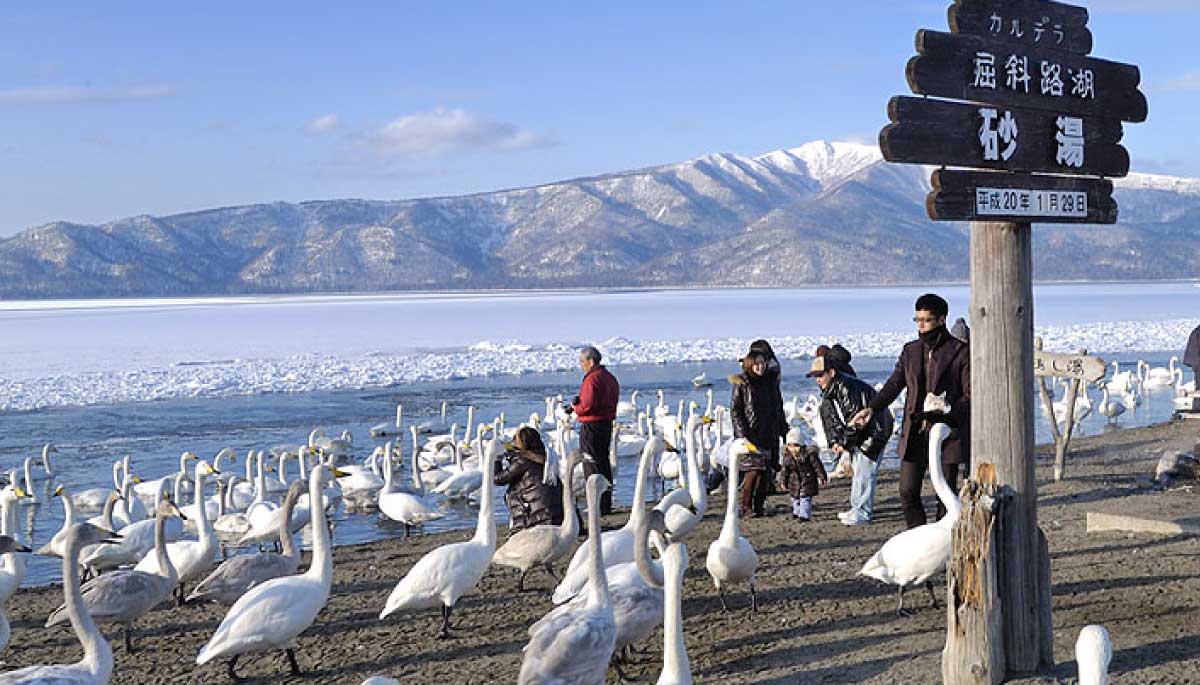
[2, 317, 1194, 412]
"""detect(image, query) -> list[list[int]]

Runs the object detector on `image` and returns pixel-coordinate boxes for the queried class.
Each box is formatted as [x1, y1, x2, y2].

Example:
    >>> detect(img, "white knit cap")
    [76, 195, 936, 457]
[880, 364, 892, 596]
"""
[786, 427, 804, 445]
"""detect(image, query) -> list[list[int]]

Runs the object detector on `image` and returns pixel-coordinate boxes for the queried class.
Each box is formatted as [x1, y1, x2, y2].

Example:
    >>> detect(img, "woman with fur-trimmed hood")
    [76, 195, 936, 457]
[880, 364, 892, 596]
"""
[494, 426, 564, 532]
[730, 345, 788, 517]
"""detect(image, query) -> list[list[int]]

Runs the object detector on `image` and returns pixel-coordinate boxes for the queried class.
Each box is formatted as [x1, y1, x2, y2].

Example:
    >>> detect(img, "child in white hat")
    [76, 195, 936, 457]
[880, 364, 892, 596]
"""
[778, 427, 827, 521]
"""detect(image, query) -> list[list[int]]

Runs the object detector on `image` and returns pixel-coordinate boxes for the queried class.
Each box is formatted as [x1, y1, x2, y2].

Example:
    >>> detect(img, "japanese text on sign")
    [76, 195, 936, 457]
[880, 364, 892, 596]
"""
[976, 188, 1087, 218]
[988, 12, 1066, 46]
[974, 51, 1094, 99]
[977, 108, 1085, 169]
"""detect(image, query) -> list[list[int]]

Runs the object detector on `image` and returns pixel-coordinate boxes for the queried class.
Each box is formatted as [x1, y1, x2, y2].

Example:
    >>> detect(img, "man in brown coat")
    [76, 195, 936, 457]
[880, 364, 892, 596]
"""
[852, 294, 970, 529]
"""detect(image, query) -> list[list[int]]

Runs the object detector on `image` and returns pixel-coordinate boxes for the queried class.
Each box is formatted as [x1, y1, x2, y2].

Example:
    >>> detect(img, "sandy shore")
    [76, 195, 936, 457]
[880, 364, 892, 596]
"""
[4, 419, 1198, 684]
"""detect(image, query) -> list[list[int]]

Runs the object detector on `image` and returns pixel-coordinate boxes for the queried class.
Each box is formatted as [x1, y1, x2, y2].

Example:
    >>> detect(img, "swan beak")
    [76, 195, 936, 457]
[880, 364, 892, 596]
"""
[13, 487, 28, 499]
[504, 442, 516, 451]
[53, 485, 64, 497]
[332, 467, 351, 478]
[185, 452, 197, 461]
[207, 466, 220, 476]
[132, 476, 144, 484]
[745, 442, 760, 453]
[14, 542, 31, 553]
[48, 446, 58, 453]
[663, 441, 678, 453]
[267, 466, 276, 473]
[702, 415, 714, 424]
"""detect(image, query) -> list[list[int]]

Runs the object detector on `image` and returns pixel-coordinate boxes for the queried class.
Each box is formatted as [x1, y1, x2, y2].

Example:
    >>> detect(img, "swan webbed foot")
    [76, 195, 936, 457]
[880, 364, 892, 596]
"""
[717, 587, 730, 612]
[517, 568, 530, 592]
[895, 585, 914, 618]
[749, 582, 758, 613]
[925, 581, 939, 609]
[227, 655, 243, 682]
[286, 647, 302, 676]
[612, 656, 642, 683]
[439, 604, 455, 639]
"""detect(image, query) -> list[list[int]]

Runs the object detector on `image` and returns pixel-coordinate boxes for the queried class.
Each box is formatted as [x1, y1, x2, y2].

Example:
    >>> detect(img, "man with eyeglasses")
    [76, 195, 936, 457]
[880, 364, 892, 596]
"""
[851, 293, 971, 530]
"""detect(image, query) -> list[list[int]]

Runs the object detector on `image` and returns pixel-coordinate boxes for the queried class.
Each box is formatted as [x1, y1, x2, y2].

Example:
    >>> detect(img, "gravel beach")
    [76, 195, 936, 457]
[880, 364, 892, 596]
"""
[4, 420, 1198, 684]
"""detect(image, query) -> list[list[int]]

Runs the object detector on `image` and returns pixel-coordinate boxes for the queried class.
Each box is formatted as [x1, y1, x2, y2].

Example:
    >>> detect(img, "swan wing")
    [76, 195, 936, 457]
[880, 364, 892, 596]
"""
[381, 542, 474, 616]
[188, 552, 299, 605]
[0, 664, 95, 684]
[519, 606, 615, 685]
[552, 530, 633, 604]
[861, 525, 952, 586]
[50, 570, 171, 625]
[493, 526, 558, 568]
[198, 576, 326, 664]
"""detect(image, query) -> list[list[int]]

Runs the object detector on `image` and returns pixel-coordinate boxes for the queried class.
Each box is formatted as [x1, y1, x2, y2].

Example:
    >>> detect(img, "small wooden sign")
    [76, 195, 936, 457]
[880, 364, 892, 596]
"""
[1034, 350, 1106, 382]
[928, 170, 1117, 224]
[908, 30, 1148, 124]
[881, 96, 1128, 178]
[949, 0, 1093, 55]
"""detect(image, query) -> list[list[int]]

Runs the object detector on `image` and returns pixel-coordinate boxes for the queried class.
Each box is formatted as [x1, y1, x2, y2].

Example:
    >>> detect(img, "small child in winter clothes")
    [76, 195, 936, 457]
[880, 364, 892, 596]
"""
[778, 427, 828, 521]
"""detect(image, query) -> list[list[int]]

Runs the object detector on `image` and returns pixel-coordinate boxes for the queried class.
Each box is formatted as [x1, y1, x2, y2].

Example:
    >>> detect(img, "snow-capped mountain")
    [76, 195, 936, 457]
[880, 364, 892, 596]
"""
[0, 141, 1197, 299]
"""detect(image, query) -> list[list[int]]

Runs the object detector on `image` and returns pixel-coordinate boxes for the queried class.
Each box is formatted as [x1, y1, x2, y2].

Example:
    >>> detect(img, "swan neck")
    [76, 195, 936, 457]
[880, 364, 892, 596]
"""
[584, 481, 611, 608]
[473, 444, 495, 547]
[629, 440, 656, 531]
[196, 471, 215, 541]
[558, 455, 578, 539]
[62, 491, 78, 526]
[101, 494, 118, 529]
[722, 450, 741, 542]
[42, 445, 54, 474]
[154, 511, 177, 582]
[305, 472, 333, 585]
[65, 532, 112, 679]
[661, 550, 691, 684]
[929, 438, 960, 524]
[280, 490, 300, 559]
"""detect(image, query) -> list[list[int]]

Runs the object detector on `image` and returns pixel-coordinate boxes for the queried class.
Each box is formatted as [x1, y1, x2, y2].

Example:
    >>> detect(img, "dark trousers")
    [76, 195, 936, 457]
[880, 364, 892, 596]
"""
[579, 421, 614, 515]
[899, 458, 961, 529]
[738, 448, 777, 516]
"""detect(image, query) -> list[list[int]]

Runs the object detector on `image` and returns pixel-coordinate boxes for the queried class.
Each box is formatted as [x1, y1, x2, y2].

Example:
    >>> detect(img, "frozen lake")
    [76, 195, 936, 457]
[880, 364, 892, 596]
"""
[1, 283, 1196, 586]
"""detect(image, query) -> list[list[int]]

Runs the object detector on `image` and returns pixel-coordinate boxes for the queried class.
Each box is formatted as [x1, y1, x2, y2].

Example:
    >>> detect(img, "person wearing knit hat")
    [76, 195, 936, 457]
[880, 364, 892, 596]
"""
[777, 427, 827, 521]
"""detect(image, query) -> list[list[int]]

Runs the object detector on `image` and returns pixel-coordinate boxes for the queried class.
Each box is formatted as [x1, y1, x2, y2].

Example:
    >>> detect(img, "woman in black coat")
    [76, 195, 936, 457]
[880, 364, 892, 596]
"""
[494, 427, 564, 532]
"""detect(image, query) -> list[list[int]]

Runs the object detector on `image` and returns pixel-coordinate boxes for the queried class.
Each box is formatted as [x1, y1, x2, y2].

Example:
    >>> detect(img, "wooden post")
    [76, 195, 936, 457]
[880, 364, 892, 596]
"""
[967, 221, 1052, 676]
[943, 464, 1005, 685]
[1053, 379, 1080, 481]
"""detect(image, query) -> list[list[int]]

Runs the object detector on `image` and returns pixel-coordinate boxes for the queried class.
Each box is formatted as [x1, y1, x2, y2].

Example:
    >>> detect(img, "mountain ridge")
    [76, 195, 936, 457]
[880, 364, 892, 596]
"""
[2, 140, 1198, 299]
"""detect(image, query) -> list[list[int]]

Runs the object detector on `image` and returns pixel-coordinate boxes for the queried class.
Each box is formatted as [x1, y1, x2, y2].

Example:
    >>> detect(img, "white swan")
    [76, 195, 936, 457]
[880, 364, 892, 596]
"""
[29, 443, 57, 482]
[379, 435, 498, 636]
[0, 524, 116, 685]
[616, 390, 640, 419]
[431, 438, 483, 499]
[860, 422, 955, 615]
[111, 472, 147, 529]
[0, 536, 31, 654]
[48, 498, 186, 652]
[370, 403, 405, 438]
[18, 458, 40, 507]
[1105, 361, 1137, 394]
[337, 445, 386, 494]
[197, 465, 344, 680]
[188, 479, 305, 606]
[78, 483, 182, 574]
[691, 372, 711, 388]
[133, 451, 196, 501]
[0, 489, 29, 606]
[415, 400, 451, 434]
[1098, 387, 1126, 423]
[706, 439, 760, 611]
[71, 462, 122, 509]
[133, 460, 221, 603]
[212, 477, 251, 539]
[656, 542, 693, 685]
[654, 414, 708, 542]
[1143, 356, 1178, 388]
[36, 485, 80, 559]
[1076, 624, 1112, 685]
[492, 450, 580, 591]
[553, 432, 671, 604]
[518, 474, 617, 685]
[1175, 367, 1196, 396]
[377, 444, 445, 534]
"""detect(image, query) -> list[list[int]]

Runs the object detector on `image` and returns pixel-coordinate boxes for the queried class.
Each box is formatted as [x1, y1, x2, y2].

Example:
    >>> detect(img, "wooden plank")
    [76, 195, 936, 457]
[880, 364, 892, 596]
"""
[882, 97, 1129, 178]
[949, 0, 1093, 56]
[969, 220, 1049, 673]
[1086, 511, 1195, 536]
[908, 30, 1148, 123]
[1032, 349, 1106, 382]
[928, 170, 1117, 224]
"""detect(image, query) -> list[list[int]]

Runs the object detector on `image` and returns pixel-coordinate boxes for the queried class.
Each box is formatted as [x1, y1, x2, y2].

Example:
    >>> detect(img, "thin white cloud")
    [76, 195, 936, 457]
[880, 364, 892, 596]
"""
[304, 113, 340, 136]
[1160, 71, 1200, 92]
[1087, 0, 1200, 12]
[360, 108, 551, 159]
[0, 85, 175, 105]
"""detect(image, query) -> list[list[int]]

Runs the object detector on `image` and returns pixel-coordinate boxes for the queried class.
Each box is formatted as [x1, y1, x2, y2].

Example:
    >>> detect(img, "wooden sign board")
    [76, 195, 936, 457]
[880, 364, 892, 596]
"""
[949, 0, 1093, 55]
[1034, 350, 1106, 382]
[929, 170, 1117, 224]
[881, 96, 1128, 177]
[908, 30, 1148, 125]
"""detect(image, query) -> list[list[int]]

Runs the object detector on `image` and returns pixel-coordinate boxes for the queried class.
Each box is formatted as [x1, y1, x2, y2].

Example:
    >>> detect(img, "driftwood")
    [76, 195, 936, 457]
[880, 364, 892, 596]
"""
[943, 464, 1006, 685]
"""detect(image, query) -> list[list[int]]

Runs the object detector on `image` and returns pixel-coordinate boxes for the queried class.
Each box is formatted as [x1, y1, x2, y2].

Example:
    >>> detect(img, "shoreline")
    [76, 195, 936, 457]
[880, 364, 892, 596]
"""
[4, 419, 1198, 683]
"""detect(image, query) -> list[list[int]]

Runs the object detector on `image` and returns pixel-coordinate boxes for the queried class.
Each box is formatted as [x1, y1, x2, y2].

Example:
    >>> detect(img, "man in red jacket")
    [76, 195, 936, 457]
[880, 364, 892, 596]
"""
[570, 345, 620, 515]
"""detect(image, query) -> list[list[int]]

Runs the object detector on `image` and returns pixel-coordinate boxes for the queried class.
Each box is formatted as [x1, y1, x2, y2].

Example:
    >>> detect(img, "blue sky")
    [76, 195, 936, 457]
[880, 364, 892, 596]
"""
[0, 1, 1197, 236]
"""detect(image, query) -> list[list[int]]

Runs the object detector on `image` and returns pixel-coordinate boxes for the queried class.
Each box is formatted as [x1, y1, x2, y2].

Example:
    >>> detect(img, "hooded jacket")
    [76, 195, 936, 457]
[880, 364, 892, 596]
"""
[818, 372, 894, 461]
[494, 448, 563, 531]
[779, 444, 827, 498]
[730, 358, 788, 454]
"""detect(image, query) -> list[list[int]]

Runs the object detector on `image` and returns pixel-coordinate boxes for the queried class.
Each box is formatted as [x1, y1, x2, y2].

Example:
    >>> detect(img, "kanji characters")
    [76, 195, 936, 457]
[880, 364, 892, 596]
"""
[1056, 116, 1084, 168]
[974, 52, 997, 90]
[979, 108, 1018, 162]
[1071, 69, 1095, 99]
[1006, 55, 1031, 93]
[1040, 61, 1064, 97]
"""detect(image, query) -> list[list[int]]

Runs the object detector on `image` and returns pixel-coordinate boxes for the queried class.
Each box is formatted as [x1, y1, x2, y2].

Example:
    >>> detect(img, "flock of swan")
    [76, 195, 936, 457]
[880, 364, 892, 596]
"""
[0, 370, 1142, 684]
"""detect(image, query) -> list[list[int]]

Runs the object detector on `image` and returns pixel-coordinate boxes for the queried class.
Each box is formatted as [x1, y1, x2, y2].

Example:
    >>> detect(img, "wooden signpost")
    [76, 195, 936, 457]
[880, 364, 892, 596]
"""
[1033, 339, 1106, 482]
[879, 1, 1146, 683]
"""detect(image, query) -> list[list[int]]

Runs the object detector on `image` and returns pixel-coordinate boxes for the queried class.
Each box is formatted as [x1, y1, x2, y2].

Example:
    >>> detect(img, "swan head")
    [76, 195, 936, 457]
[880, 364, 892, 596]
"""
[0, 535, 31, 554]
[732, 439, 760, 456]
[70, 523, 122, 548]
[53, 484, 67, 498]
[1075, 625, 1112, 685]
[156, 495, 187, 522]
[42, 443, 58, 456]
[196, 459, 220, 478]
